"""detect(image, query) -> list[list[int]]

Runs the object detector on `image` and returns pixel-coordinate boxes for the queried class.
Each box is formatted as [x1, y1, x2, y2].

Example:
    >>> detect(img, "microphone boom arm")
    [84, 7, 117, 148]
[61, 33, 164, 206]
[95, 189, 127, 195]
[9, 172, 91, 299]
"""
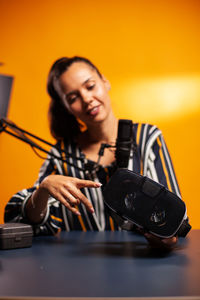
[0, 118, 85, 170]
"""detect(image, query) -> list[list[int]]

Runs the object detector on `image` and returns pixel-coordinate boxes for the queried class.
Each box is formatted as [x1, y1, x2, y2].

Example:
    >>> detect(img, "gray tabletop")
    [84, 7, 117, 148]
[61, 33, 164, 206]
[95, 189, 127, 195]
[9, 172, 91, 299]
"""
[0, 230, 200, 299]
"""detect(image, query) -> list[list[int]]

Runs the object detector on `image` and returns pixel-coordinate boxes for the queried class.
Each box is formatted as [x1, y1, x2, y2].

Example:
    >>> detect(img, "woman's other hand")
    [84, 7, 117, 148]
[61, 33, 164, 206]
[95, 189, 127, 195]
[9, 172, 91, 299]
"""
[143, 232, 178, 251]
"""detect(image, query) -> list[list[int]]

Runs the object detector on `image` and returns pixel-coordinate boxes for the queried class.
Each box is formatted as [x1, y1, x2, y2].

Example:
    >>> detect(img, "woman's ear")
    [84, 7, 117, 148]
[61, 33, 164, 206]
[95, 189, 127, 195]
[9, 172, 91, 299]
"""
[102, 75, 111, 91]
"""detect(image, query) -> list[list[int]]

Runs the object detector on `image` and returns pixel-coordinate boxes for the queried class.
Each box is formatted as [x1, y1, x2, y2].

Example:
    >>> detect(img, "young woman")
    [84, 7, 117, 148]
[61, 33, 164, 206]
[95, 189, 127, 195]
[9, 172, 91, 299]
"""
[5, 56, 190, 248]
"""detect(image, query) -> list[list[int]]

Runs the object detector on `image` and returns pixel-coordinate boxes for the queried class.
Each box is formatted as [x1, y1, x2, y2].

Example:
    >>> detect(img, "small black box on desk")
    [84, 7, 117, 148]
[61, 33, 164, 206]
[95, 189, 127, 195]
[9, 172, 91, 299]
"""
[0, 223, 33, 250]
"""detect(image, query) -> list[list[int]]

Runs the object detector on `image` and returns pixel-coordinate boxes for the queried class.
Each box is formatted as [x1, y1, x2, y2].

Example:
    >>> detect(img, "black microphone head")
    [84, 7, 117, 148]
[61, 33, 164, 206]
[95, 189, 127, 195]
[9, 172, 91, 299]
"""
[117, 119, 133, 141]
[115, 119, 133, 168]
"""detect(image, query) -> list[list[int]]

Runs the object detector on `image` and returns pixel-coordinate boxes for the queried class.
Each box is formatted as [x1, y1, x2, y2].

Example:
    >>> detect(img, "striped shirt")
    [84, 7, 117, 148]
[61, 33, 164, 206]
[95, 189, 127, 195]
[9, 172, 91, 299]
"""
[4, 123, 186, 235]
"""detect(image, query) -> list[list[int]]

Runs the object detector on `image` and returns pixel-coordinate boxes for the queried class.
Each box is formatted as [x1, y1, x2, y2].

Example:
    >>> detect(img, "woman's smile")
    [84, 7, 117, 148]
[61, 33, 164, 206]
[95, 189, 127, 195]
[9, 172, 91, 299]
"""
[86, 105, 101, 117]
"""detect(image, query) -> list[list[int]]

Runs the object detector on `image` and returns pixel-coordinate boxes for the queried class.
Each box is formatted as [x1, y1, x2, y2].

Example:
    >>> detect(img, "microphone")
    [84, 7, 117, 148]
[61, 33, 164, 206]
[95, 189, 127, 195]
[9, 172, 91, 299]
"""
[115, 119, 133, 168]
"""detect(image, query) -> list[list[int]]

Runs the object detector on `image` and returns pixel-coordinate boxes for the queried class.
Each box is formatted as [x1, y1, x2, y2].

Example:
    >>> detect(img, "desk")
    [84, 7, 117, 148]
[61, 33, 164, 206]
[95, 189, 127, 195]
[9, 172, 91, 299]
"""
[0, 230, 200, 300]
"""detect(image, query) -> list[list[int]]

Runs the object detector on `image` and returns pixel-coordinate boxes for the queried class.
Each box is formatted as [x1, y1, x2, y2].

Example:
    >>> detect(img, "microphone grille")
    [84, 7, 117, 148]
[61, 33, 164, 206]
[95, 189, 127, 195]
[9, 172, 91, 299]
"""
[117, 119, 133, 141]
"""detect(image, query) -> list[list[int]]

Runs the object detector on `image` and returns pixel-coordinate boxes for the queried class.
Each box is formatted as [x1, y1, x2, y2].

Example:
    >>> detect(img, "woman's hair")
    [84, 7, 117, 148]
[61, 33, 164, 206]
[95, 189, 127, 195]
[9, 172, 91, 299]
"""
[47, 56, 102, 140]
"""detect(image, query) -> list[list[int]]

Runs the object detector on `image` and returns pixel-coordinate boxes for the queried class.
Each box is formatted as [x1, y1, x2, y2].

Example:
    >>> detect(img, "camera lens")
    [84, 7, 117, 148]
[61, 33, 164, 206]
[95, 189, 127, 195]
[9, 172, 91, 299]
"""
[124, 192, 136, 211]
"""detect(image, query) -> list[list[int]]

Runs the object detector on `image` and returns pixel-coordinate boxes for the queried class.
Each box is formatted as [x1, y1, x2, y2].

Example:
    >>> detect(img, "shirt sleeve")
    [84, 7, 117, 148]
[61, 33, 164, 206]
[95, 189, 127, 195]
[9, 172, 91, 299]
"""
[4, 154, 62, 235]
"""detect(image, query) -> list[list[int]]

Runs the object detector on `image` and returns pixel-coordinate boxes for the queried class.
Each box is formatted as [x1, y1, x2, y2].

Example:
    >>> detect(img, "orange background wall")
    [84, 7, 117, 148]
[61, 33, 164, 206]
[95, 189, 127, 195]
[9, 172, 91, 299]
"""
[0, 0, 200, 227]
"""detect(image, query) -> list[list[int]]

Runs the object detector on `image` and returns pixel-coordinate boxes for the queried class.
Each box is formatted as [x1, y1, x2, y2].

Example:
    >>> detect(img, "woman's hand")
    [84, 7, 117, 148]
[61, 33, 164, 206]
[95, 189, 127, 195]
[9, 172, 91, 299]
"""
[40, 175, 101, 215]
[143, 232, 178, 251]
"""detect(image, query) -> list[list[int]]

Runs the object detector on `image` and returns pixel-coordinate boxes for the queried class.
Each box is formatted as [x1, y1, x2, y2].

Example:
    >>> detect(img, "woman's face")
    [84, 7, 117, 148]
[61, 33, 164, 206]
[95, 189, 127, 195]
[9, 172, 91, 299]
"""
[57, 62, 112, 126]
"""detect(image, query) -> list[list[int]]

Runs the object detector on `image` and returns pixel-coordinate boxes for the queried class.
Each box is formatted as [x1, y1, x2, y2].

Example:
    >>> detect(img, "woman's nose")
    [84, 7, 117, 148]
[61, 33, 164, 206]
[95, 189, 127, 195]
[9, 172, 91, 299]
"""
[81, 91, 93, 105]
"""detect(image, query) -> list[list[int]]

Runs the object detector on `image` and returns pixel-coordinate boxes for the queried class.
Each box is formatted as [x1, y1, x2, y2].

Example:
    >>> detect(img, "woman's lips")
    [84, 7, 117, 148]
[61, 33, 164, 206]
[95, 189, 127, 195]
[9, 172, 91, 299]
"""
[87, 105, 100, 116]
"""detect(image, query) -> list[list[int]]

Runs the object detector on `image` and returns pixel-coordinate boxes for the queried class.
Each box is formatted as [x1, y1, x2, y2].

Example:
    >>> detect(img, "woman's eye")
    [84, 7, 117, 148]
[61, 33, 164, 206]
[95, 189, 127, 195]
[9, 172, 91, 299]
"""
[68, 95, 77, 104]
[87, 84, 95, 90]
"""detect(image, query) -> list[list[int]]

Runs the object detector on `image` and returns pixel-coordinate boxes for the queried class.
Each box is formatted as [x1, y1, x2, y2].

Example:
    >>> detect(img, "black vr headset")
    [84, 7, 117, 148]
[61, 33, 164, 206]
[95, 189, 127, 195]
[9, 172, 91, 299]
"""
[103, 168, 190, 238]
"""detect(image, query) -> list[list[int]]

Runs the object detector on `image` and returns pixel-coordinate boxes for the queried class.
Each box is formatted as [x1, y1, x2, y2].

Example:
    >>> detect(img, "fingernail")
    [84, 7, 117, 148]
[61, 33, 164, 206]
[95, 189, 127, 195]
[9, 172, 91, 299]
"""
[90, 207, 95, 213]
[96, 182, 102, 187]
[76, 211, 81, 216]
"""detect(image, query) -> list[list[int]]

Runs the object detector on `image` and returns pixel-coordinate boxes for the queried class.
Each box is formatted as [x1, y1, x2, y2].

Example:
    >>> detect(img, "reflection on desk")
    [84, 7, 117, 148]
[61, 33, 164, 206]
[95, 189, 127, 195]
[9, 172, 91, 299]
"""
[0, 230, 200, 300]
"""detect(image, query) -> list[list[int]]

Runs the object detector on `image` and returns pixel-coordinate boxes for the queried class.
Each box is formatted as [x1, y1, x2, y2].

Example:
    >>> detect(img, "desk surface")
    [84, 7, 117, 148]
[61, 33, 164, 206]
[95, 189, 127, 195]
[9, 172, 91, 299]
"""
[0, 230, 200, 300]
